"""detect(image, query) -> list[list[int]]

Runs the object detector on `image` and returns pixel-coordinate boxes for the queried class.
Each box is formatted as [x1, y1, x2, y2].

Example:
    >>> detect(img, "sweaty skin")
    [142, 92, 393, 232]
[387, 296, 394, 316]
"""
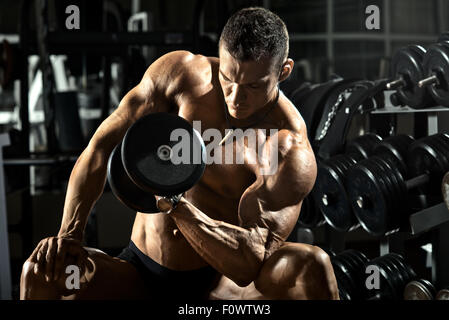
[21, 48, 335, 300]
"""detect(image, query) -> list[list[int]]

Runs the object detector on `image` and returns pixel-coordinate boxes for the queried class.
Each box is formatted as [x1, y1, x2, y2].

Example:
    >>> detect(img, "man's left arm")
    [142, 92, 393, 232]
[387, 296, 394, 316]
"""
[169, 131, 317, 287]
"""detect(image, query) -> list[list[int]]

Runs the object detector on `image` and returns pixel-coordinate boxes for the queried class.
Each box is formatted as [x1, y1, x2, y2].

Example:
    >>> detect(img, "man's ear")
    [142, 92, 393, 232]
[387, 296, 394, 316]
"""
[279, 58, 294, 82]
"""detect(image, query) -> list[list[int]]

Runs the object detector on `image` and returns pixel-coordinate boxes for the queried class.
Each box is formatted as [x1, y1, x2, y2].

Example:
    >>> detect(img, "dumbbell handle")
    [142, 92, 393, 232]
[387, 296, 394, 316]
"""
[357, 173, 430, 209]
[405, 173, 430, 190]
[418, 75, 439, 88]
[386, 78, 406, 90]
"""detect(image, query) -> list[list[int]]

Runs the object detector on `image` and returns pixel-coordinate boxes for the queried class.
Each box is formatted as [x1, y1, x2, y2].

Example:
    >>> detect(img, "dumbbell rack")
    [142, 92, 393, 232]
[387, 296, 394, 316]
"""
[360, 90, 449, 288]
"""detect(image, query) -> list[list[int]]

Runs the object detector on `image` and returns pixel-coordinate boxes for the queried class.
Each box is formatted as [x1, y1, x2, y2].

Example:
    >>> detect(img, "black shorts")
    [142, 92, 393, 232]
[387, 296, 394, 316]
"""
[116, 241, 220, 300]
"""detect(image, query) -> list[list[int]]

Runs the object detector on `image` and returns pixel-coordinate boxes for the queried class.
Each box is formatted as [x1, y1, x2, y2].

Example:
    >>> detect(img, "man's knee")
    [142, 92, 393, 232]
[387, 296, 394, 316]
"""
[254, 243, 339, 300]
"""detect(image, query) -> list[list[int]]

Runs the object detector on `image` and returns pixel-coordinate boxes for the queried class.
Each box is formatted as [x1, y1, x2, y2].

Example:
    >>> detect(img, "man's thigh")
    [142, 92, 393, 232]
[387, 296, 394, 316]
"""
[61, 247, 151, 299]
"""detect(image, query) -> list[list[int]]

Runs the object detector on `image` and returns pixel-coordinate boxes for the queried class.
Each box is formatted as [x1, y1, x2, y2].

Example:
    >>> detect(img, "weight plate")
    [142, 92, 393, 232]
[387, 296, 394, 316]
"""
[367, 258, 396, 300]
[107, 143, 159, 213]
[426, 135, 449, 175]
[373, 134, 415, 178]
[382, 255, 407, 295]
[297, 193, 325, 228]
[403, 280, 434, 300]
[390, 45, 433, 109]
[388, 253, 417, 283]
[122, 113, 206, 197]
[345, 133, 382, 159]
[378, 156, 406, 223]
[346, 162, 389, 236]
[376, 258, 400, 299]
[408, 136, 448, 195]
[331, 257, 358, 297]
[386, 253, 413, 287]
[443, 172, 449, 211]
[370, 157, 401, 231]
[314, 161, 353, 232]
[357, 158, 393, 234]
[339, 250, 368, 298]
[422, 43, 449, 107]
[436, 288, 449, 300]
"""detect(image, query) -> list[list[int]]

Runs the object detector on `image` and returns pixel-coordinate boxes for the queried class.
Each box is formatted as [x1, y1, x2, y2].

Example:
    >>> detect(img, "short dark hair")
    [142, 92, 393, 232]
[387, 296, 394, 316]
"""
[219, 7, 289, 70]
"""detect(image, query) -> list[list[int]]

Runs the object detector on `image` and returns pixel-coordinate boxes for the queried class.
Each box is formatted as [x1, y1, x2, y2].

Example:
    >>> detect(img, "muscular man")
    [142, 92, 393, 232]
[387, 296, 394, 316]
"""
[20, 7, 339, 300]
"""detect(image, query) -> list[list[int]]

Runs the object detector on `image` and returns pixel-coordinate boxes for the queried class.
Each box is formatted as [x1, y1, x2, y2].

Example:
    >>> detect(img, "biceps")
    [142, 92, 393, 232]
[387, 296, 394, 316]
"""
[238, 182, 302, 246]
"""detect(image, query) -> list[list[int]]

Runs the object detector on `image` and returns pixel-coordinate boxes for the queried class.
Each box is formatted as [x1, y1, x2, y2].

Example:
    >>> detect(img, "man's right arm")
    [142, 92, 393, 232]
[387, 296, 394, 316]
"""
[29, 50, 193, 281]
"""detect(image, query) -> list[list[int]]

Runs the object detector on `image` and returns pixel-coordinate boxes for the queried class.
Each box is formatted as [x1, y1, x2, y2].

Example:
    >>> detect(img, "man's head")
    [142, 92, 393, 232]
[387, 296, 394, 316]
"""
[218, 7, 293, 120]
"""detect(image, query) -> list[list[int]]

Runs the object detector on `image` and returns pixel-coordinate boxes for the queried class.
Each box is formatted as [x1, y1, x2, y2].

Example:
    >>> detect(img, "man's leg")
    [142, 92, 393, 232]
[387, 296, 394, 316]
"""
[20, 247, 151, 300]
[209, 242, 339, 300]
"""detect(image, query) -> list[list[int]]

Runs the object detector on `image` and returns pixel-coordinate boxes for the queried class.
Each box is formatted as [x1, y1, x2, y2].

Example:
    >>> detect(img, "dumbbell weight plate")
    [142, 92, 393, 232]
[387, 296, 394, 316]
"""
[436, 288, 449, 300]
[380, 156, 409, 224]
[382, 256, 408, 297]
[367, 259, 396, 300]
[390, 45, 432, 108]
[386, 253, 414, 288]
[346, 159, 392, 236]
[338, 251, 369, 298]
[404, 280, 435, 300]
[369, 157, 403, 229]
[122, 113, 206, 197]
[374, 258, 400, 299]
[107, 142, 159, 213]
[297, 194, 325, 228]
[422, 43, 449, 107]
[388, 253, 417, 283]
[331, 257, 358, 299]
[345, 133, 382, 159]
[373, 134, 415, 178]
[314, 156, 358, 232]
[443, 172, 449, 211]
[407, 135, 449, 195]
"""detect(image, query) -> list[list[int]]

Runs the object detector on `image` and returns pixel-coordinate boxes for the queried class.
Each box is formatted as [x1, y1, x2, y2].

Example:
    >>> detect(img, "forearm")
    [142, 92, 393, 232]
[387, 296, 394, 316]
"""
[58, 145, 108, 241]
[170, 199, 269, 286]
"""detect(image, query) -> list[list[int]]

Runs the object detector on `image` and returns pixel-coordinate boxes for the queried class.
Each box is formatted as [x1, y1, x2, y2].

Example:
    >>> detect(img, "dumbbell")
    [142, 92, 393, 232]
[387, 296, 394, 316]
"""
[346, 133, 449, 236]
[417, 41, 449, 107]
[442, 172, 449, 211]
[297, 194, 326, 228]
[314, 134, 414, 233]
[403, 278, 436, 300]
[366, 253, 417, 300]
[312, 134, 381, 232]
[107, 112, 206, 213]
[330, 249, 370, 300]
[436, 287, 449, 300]
[386, 45, 434, 109]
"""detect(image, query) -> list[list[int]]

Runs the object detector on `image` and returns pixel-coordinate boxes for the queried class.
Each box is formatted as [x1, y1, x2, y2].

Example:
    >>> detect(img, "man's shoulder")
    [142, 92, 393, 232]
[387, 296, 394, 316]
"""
[152, 50, 217, 76]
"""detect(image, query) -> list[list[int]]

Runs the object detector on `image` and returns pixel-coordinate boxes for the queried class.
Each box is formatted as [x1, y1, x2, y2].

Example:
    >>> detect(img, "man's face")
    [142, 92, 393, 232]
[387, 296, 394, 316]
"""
[218, 45, 280, 120]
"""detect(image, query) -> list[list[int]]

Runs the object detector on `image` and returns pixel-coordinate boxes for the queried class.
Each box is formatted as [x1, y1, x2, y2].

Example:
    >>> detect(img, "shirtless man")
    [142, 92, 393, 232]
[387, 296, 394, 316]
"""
[20, 7, 339, 300]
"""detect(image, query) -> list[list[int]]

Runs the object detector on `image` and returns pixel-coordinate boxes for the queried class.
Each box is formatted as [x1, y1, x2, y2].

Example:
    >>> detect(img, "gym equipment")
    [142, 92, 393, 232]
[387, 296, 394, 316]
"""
[346, 134, 449, 236]
[107, 113, 206, 212]
[403, 279, 436, 300]
[365, 253, 417, 300]
[386, 45, 433, 108]
[344, 133, 382, 159]
[419, 42, 449, 107]
[330, 249, 370, 300]
[314, 134, 413, 233]
[436, 287, 449, 300]
[312, 134, 381, 232]
[443, 172, 449, 211]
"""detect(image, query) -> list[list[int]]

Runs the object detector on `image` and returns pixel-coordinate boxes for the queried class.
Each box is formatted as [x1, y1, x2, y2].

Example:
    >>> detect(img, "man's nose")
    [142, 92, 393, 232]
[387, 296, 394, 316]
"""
[229, 84, 246, 105]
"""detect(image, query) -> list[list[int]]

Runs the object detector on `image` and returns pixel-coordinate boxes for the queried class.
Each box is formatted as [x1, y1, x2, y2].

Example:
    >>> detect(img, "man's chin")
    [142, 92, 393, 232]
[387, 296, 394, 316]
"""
[228, 107, 251, 120]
